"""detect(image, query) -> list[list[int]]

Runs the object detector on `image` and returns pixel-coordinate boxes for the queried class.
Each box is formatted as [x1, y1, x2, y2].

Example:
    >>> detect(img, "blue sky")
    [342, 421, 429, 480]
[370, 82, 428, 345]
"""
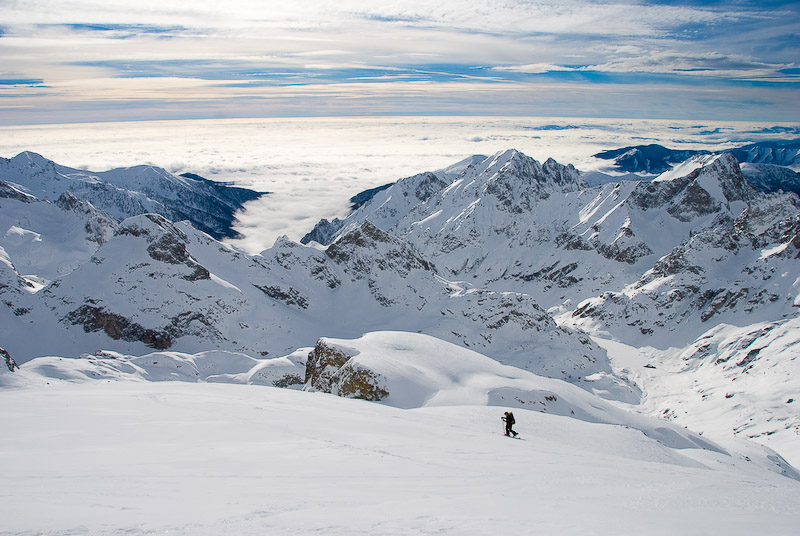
[0, 0, 798, 125]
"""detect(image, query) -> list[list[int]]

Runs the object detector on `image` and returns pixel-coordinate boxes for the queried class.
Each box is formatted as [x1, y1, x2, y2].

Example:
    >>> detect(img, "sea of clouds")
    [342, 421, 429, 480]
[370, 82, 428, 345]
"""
[1, 116, 796, 253]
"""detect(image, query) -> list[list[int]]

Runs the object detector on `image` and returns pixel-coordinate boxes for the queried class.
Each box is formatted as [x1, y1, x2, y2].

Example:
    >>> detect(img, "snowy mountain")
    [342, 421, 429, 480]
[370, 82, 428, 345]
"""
[1, 180, 611, 392]
[0, 151, 265, 239]
[602, 317, 800, 473]
[2, 147, 799, 472]
[593, 140, 800, 193]
[580, 170, 644, 187]
[302, 149, 799, 464]
[301, 154, 487, 245]
[568, 188, 799, 345]
[727, 139, 800, 167]
[316, 151, 783, 315]
[740, 162, 800, 196]
[593, 144, 709, 174]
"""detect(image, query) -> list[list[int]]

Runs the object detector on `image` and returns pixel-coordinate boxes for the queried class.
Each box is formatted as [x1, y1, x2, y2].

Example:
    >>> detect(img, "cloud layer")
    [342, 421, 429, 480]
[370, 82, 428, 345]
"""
[2, 116, 796, 252]
[0, 1, 798, 123]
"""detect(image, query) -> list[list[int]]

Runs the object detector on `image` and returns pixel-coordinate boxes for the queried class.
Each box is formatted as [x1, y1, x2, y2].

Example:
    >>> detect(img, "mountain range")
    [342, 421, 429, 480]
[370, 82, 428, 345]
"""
[592, 140, 800, 197]
[1, 148, 798, 467]
[0, 151, 265, 240]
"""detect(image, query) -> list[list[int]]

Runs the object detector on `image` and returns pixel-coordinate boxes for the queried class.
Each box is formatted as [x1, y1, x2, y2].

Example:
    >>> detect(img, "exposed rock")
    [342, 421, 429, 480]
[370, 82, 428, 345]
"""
[326, 221, 435, 277]
[1, 346, 19, 372]
[64, 305, 173, 350]
[335, 361, 389, 401]
[518, 261, 581, 288]
[629, 175, 693, 212]
[305, 339, 353, 393]
[301, 218, 345, 246]
[556, 233, 594, 251]
[411, 172, 450, 203]
[667, 181, 720, 222]
[253, 284, 309, 309]
[272, 373, 304, 388]
[304, 339, 389, 401]
[349, 182, 394, 210]
[0, 180, 35, 202]
[598, 242, 653, 265]
[117, 214, 211, 280]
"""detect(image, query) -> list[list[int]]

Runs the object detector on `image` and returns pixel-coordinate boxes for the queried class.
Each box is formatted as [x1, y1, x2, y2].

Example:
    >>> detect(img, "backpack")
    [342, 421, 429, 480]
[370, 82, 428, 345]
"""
[507, 412, 515, 425]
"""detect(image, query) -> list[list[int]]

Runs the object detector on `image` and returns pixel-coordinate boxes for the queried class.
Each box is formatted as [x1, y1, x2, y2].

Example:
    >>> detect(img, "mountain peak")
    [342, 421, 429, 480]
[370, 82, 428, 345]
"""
[2, 151, 265, 240]
[12, 151, 51, 167]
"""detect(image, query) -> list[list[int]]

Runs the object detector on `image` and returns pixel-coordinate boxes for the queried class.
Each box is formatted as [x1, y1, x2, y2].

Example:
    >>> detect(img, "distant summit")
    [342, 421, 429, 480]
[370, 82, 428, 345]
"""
[726, 140, 800, 167]
[0, 152, 266, 240]
[593, 144, 710, 174]
[593, 140, 800, 195]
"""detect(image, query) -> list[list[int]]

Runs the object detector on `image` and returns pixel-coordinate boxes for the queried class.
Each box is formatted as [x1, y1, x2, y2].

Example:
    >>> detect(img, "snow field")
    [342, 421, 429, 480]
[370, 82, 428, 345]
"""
[595, 324, 800, 469]
[1, 381, 799, 535]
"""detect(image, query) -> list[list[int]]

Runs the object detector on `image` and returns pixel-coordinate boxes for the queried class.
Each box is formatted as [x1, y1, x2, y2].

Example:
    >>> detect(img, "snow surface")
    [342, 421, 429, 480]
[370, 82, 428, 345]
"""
[595, 319, 800, 469]
[2, 331, 799, 535]
[652, 154, 720, 183]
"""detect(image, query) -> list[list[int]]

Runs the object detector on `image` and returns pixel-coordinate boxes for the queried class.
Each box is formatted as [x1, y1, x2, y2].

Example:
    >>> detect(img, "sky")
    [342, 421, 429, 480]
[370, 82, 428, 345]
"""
[1, 0, 799, 125]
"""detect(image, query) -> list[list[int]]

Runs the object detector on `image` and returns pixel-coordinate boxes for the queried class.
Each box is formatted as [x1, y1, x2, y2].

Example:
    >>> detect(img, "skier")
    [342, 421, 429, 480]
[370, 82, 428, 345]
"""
[502, 411, 518, 437]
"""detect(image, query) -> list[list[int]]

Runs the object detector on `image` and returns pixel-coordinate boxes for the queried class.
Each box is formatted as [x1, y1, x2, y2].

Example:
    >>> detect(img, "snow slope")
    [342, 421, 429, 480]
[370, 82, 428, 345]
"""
[2, 330, 799, 535]
[1, 380, 798, 535]
[596, 318, 800, 468]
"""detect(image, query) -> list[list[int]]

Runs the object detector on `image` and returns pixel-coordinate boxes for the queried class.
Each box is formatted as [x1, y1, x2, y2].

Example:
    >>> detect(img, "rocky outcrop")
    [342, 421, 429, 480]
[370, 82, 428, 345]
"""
[304, 339, 389, 401]
[64, 305, 173, 350]
[569, 185, 800, 347]
[0, 180, 34, 202]
[326, 221, 435, 279]
[1, 347, 19, 372]
[301, 218, 346, 246]
[63, 303, 230, 351]
[253, 284, 309, 309]
[305, 339, 352, 393]
[117, 214, 211, 281]
[484, 152, 584, 212]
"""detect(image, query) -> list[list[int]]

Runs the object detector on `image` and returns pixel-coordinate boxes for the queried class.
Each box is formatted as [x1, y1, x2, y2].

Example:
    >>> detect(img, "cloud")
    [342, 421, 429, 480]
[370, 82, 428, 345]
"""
[493, 63, 575, 74]
[0, 1, 798, 123]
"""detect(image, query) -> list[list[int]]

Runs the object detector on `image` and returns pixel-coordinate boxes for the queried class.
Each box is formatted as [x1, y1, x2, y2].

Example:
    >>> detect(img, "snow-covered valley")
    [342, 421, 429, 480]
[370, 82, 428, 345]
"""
[1, 145, 799, 534]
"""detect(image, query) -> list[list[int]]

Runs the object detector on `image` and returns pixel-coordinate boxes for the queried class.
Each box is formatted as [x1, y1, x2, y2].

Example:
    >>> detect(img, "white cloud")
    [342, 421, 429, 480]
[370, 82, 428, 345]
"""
[493, 63, 575, 74]
[0, 1, 796, 124]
